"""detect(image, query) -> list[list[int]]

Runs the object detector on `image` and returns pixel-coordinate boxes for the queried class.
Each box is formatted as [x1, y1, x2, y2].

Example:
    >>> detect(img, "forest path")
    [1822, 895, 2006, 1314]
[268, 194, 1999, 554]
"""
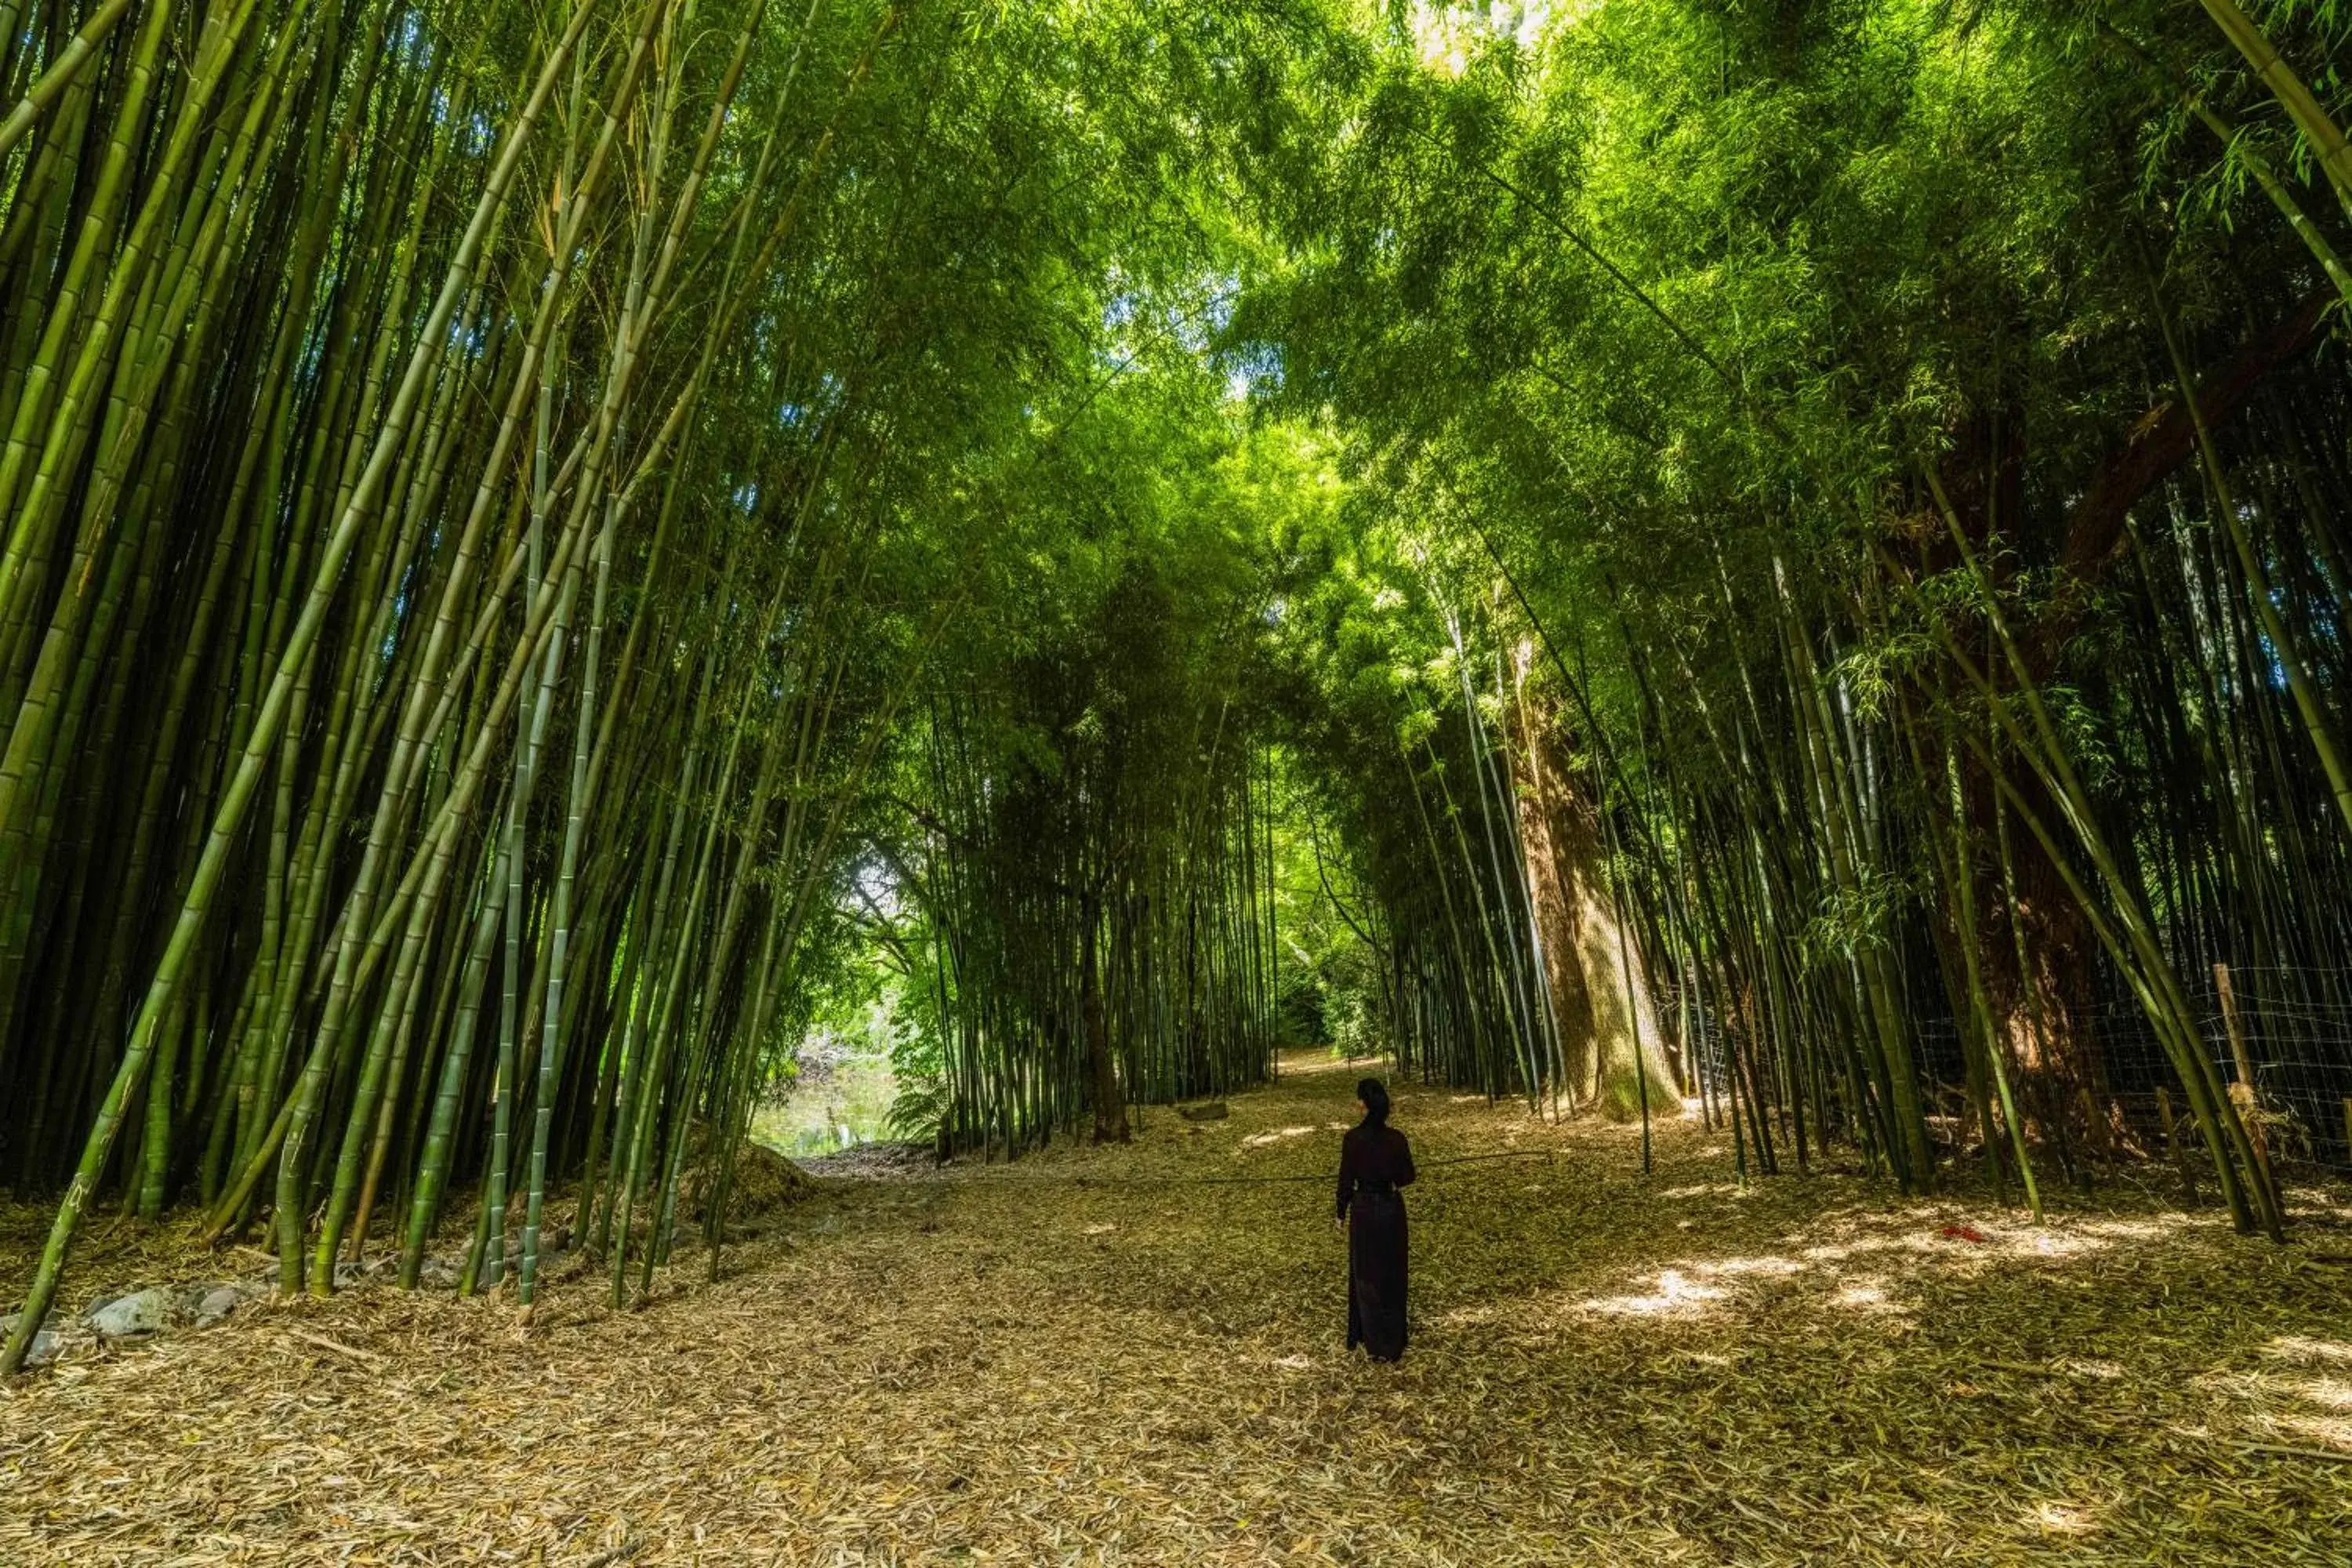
[4, 1056, 2350, 1566]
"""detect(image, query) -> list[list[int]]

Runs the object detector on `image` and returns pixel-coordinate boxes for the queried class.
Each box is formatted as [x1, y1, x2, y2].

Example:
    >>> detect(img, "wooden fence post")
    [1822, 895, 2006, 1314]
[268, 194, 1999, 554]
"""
[2213, 962, 2271, 1175]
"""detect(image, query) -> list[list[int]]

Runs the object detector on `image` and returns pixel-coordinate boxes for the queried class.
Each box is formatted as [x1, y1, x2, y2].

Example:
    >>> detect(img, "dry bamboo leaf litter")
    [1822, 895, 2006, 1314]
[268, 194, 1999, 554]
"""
[3, 1055, 2349, 1566]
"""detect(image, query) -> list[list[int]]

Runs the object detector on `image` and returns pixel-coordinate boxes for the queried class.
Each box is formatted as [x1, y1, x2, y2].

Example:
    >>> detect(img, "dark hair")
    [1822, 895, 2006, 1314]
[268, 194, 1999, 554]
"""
[1356, 1077, 1390, 1127]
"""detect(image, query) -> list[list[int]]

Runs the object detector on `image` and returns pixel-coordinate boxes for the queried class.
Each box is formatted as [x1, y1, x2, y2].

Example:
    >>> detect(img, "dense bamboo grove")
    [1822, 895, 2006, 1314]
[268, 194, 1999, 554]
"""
[0, 0, 1289, 1370]
[1232, 0, 2352, 1232]
[880, 383, 1291, 1156]
[7, 0, 2352, 1374]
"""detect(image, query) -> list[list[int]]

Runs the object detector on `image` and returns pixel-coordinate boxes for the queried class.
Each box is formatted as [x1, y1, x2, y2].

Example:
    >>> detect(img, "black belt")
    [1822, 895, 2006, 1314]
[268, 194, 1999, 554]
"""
[1355, 1182, 1396, 1196]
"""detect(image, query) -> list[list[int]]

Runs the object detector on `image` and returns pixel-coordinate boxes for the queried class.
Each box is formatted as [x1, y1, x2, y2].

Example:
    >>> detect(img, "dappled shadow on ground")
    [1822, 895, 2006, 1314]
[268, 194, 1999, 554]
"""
[3, 1054, 2348, 1565]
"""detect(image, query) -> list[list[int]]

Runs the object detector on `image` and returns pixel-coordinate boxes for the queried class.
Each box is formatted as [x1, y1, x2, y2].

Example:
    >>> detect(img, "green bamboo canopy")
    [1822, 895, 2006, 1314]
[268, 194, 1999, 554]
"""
[6, 0, 2352, 1375]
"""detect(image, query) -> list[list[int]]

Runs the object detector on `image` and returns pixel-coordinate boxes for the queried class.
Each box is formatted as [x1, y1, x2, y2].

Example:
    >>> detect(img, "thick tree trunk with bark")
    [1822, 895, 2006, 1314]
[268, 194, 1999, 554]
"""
[1508, 667, 1678, 1120]
[1942, 755, 2111, 1155]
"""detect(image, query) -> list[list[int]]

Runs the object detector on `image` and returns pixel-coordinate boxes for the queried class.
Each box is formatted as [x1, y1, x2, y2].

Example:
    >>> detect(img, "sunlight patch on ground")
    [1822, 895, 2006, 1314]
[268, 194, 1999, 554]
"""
[1798, 1237, 1910, 1263]
[2252, 1349, 2352, 1451]
[2267, 1334, 2352, 1367]
[2283, 1375, 2352, 1411]
[1240, 1125, 1319, 1149]
[1552, 1201, 2209, 1330]
[2190, 1349, 2352, 1454]
[2281, 1185, 2352, 1221]
[1831, 1277, 1908, 1316]
[2070, 1216, 2188, 1242]
[2276, 1411, 2352, 1450]
[1705, 1254, 1805, 1278]
[2027, 1500, 2102, 1537]
[1581, 1267, 1727, 1317]
[1796, 1224, 2116, 1273]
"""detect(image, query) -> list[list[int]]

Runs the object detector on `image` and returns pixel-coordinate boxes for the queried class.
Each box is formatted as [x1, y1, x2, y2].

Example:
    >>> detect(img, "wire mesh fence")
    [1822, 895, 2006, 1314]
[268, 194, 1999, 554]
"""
[1660, 957, 2352, 1182]
[2094, 961, 2352, 1178]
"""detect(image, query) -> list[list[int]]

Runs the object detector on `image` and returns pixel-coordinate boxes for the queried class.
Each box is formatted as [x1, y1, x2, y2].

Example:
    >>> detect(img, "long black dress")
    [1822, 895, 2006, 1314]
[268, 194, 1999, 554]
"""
[1335, 1120, 1416, 1361]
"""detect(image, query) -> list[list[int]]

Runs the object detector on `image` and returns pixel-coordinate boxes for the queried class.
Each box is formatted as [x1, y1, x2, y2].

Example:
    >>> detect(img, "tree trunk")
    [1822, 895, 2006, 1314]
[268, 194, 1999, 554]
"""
[1509, 662, 1678, 1120]
[1946, 753, 2109, 1160]
[1922, 405, 2119, 1161]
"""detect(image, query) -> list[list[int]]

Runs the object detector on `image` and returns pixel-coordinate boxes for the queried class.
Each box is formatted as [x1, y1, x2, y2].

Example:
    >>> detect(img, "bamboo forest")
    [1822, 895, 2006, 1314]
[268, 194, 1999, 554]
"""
[2, 0, 2350, 1559]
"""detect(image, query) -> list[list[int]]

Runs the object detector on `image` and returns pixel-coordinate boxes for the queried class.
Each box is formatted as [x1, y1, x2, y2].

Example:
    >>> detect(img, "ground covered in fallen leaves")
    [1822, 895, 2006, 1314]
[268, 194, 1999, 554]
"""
[4, 1054, 2350, 1566]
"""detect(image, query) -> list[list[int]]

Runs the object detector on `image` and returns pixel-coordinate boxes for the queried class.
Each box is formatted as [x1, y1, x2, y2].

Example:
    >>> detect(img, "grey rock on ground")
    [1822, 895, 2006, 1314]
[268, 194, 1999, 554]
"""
[0, 1313, 65, 1367]
[194, 1286, 246, 1325]
[88, 1287, 174, 1338]
[177, 1280, 250, 1316]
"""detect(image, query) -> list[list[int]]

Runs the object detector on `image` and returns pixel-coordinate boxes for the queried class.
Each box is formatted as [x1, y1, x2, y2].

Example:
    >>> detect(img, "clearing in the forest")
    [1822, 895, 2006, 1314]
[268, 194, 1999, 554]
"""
[4, 1055, 2347, 1567]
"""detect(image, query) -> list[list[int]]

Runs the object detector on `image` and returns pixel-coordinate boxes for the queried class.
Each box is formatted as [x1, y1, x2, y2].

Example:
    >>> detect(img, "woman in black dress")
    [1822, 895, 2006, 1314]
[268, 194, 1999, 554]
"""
[1334, 1077, 1415, 1362]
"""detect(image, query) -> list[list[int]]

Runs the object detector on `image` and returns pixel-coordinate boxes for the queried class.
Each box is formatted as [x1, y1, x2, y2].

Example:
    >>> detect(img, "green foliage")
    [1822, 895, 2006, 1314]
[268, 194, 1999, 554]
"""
[5, 0, 2350, 1363]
